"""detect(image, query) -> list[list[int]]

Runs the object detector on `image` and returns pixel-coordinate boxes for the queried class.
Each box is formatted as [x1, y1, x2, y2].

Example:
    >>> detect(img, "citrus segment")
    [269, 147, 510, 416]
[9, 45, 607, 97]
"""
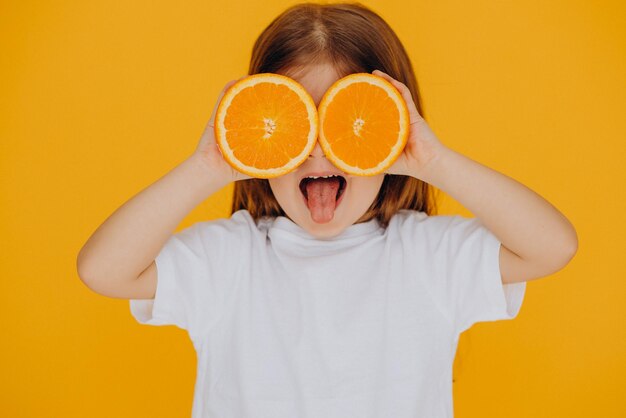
[214, 73, 318, 179]
[317, 73, 409, 176]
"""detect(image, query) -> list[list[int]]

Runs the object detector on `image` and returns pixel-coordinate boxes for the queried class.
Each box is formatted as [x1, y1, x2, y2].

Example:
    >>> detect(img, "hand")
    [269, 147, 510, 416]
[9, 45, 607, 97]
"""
[372, 69, 448, 181]
[192, 77, 254, 183]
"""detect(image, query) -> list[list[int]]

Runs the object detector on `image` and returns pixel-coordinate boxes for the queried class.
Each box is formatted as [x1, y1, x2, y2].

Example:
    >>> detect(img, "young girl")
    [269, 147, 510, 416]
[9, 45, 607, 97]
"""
[77, 3, 577, 417]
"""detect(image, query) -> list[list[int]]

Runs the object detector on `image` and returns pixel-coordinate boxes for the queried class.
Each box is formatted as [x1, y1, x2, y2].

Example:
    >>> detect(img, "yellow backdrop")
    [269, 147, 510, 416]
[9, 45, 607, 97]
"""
[1, 1, 624, 417]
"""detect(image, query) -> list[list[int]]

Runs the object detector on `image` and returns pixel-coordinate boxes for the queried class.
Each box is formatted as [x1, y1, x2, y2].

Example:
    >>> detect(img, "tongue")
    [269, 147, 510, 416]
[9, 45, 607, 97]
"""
[305, 177, 340, 223]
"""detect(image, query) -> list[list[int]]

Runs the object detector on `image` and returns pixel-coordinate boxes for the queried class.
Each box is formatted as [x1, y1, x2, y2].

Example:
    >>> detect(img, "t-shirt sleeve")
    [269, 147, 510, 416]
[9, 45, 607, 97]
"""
[414, 214, 526, 335]
[129, 211, 252, 339]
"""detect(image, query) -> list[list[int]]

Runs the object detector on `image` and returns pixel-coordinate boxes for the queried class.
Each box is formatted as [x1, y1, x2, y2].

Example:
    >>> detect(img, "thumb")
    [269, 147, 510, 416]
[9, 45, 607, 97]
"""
[207, 76, 246, 130]
[202, 77, 246, 150]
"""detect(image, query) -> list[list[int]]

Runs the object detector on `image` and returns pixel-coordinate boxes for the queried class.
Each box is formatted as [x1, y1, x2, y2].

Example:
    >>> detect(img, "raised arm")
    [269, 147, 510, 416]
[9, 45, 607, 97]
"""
[419, 147, 578, 284]
[372, 69, 578, 284]
[77, 155, 229, 298]
[77, 77, 249, 299]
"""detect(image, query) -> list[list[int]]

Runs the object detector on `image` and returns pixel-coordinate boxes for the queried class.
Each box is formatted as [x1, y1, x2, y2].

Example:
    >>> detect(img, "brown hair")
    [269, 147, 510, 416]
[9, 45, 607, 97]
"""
[231, 1, 439, 228]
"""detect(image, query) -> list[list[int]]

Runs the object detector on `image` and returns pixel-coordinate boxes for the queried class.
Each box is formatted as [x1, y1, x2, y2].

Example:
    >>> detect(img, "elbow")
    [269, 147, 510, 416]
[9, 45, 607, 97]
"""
[563, 224, 579, 262]
[552, 227, 579, 272]
[76, 256, 114, 296]
[76, 247, 88, 281]
[568, 235, 578, 261]
[76, 247, 142, 298]
[76, 247, 103, 292]
[518, 225, 578, 281]
[554, 215, 578, 266]
[538, 228, 579, 277]
[76, 249, 95, 289]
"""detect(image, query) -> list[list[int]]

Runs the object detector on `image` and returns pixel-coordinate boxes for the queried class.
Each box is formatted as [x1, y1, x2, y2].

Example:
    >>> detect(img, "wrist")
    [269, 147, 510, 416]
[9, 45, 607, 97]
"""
[410, 145, 454, 187]
[183, 154, 231, 199]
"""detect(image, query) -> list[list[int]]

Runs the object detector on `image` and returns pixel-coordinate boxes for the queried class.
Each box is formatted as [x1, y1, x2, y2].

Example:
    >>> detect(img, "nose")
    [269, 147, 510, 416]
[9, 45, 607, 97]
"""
[309, 140, 325, 158]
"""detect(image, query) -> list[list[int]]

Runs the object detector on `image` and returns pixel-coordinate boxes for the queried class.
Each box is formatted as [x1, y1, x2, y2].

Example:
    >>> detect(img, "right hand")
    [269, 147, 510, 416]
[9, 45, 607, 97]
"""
[192, 77, 254, 183]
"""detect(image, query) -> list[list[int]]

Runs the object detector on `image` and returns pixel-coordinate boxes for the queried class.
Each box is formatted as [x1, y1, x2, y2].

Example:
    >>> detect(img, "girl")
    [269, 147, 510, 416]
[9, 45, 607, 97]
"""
[77, 2, 578, 417]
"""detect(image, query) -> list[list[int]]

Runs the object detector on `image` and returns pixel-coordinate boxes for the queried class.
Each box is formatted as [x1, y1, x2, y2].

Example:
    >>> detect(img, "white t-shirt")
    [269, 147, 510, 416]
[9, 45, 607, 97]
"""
[130, 208, 525, 418]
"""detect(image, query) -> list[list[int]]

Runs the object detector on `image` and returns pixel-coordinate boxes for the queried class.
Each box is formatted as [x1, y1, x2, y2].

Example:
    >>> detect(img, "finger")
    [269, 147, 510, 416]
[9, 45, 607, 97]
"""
[372, 70, 423, 123]
[208, 76, 246, 127]
[203, 79, 239, 148]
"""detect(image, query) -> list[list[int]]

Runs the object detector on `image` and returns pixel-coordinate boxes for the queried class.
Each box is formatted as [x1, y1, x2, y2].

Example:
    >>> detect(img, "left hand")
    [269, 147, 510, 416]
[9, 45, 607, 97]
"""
[372, 69, 448, 181]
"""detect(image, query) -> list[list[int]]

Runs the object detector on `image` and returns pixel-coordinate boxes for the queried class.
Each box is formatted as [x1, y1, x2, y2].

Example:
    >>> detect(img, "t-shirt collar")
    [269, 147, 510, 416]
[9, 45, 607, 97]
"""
[270, 215, 382, 241]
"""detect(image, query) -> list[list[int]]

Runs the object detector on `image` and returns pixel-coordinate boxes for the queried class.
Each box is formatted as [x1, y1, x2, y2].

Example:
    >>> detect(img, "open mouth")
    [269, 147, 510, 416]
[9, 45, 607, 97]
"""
[299, 175, 347, 202]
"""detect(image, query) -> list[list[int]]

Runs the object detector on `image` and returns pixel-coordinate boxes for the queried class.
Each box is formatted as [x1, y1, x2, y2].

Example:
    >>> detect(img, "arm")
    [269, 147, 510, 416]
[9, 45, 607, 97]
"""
[77, 77, 249, 298]
[76, 154, 230, 297]
[418, 147, 578, 284]
[371, 69, 578, 285]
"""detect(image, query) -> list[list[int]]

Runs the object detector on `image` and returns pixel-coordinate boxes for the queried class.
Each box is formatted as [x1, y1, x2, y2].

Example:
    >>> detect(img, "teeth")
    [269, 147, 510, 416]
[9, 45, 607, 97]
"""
[306, 174, 340, 179]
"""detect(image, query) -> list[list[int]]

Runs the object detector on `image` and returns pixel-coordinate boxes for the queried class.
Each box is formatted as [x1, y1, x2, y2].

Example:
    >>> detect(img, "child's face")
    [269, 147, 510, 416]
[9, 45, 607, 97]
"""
[268, 63, 385, 239]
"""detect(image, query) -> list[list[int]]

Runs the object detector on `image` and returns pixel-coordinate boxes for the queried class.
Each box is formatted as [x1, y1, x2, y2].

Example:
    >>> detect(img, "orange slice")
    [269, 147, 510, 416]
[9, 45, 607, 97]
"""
[317, 73, 409, 176]
[214, 73, 319, 179]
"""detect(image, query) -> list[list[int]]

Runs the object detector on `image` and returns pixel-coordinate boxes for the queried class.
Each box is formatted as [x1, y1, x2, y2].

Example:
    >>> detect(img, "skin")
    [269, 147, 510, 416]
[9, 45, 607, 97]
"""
[371, 69, 578, 284]
[201, 66, 578, 285]
[76, 65, 578, 299]
[267, 63, 385, 240]
[271, 64, 579, 283]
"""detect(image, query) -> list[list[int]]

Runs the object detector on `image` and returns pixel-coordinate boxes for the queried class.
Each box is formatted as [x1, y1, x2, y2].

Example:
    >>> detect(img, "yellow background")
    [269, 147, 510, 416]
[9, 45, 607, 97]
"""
[1, 1, 624, 416]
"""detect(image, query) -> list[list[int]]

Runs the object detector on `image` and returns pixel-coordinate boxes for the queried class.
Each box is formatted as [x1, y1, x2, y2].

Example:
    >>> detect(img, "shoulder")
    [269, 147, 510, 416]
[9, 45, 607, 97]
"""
[388, 209, 428, 227]
[387, 209, 459, 231]
[208, 209, 259, 232]
[387, 209, 482, 242]
[178, 209, 266, 244]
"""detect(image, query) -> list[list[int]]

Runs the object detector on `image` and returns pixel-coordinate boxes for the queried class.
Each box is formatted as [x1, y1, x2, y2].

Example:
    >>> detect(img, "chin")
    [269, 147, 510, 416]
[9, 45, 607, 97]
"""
[269, 172, 383, 237]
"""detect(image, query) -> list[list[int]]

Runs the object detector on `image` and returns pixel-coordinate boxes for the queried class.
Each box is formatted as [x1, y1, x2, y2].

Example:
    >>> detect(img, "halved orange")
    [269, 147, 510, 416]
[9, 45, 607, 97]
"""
[317, 73, 409, 176]
[214, 73, 318, 179]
